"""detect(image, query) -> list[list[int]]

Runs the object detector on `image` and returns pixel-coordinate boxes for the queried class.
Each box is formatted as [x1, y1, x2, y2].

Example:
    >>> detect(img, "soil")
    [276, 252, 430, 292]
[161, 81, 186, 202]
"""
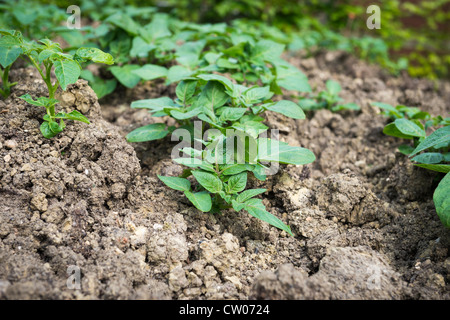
[0, 50, 449, 300]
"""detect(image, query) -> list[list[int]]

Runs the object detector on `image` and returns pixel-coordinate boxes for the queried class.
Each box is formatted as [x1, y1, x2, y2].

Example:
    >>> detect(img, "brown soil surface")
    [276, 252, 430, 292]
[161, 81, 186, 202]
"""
[0, 51, 449, 299]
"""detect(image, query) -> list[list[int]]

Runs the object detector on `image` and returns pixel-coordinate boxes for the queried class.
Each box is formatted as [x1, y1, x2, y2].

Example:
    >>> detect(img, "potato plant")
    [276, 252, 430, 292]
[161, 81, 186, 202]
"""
[298, 79, 360, 112]
[373, 102, 450, 172]
[127, 74, 315, 234]
[374, 101, 450, 229]
[0, 30, 113, 138]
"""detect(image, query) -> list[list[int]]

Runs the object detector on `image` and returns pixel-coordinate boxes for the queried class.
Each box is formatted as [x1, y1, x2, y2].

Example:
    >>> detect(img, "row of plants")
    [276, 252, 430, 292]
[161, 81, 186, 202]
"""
[144, 0, 449, 79]
[372, 101, 449, 228]
[0, 0, 415, 99]
[0, 23, 321, 235]
[1, 1, 448, 233]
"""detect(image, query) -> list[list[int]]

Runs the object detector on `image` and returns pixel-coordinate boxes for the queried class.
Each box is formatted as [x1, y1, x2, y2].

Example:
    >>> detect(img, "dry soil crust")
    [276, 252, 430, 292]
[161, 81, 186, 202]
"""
[0, 51, 449, 299]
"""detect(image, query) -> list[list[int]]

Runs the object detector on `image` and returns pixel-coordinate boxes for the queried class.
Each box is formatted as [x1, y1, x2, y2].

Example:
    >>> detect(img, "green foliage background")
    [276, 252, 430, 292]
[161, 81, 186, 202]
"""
[4, 0, 450, 79]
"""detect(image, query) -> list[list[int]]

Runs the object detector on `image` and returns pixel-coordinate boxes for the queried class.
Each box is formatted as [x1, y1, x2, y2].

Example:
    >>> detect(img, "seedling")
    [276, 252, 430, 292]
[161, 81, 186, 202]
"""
[373, 102, 450, 167]
[298, 79, 360, 112]
[0, 30, 114, 138]
[372, 102, 431, 122]
[376, 101, 449, 229]
[128, 74, 315, 235]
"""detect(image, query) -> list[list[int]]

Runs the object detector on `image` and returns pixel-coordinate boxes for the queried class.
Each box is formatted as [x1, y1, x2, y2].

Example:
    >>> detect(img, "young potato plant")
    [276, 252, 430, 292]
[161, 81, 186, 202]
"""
[411, 127, 450, 229]
[128, 74, 315, 235]
[373, 102, 450, 169]
[375, 101, 450, 229]
[372, 102, 432, 122]
[0, 30, 113, 138]
[298, 79, 360, 112]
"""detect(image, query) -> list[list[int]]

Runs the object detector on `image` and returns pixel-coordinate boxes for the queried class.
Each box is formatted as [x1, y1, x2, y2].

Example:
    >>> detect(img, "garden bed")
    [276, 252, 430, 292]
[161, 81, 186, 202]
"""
[0, 50, 449, 299]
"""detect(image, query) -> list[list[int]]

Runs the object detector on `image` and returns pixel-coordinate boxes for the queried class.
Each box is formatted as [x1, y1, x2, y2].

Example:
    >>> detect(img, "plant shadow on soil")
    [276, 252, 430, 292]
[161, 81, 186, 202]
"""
[0, 50, 449, 299]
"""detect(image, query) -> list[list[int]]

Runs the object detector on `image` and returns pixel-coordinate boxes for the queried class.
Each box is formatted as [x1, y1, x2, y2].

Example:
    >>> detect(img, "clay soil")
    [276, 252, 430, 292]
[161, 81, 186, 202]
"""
[0, 50, 449, 300]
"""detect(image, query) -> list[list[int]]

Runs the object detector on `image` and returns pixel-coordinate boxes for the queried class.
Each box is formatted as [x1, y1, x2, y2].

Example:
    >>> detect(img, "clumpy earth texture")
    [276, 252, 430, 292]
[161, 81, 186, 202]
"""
[0, 51, 449, 299]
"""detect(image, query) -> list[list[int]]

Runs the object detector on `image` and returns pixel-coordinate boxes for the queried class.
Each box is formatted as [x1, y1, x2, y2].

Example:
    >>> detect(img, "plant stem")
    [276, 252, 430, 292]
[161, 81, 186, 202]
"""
[28, 57, 58, 117]
[0, 65, 15, 98]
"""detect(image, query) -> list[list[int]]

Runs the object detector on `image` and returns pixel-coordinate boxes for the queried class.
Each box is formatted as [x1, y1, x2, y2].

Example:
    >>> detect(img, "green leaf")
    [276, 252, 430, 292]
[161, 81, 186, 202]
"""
[410, 126, 450, 156]
[130, 36, 156, 58]
[371, 102, 402, 118]
[40, 121, 62, 139]
[236, 188, 267, 203]
[54, 59, 81, 91]
[232, 122, 268, 139]
[221, 164, 254, 175]
[225, 172, 247, 194]
[243, 86, 273, 104]
[131, 97, 175, 111]
[326, 80, 341, 96]
[398, 144, 415, 155]
[433, 172, 450, 228]
[105, 12, 140, 35]
[180, 147, 203, 158]
[141, 13, 171, 41]
[126, 123, 169, 142]
[196, 74, 234, 90]
[241, 198, 293, 236]
[158, 175, 191, 192]
[58, 110, 90, 124]
[74, 47, 114, 65]
[219, 191, 232, 203]
[197, 81, 229, 115]
[218, 107, 247, 122]
[192, 170, 223, 193]
[251, 40, 285, 64]
[174, 158, 216, 173]
[265, 100, 305, 119]
[0, 44, 22, 68]
[275, 62, 311, 93]
[176, 40, 205, 68]
[170, 107, 201, 120]
[184, 191, 212, 212]
[331, 103, 360, 112]
[393, 118, 426, 138]
[20, 94, 58, 107]
[383, 122, 415, 139]
[176, 80, 197, 103]
[411, 153, 444, 164]
[0, 35, 22, 47]
[414, 164, 450, 173]
[110, 65, 141, 88]
[167, 65, 193, 83]
[251, 164, 267, 181]
[257, 138, 316, 165]
[132, 64, 168, 80]
[298, 98, 320, 111]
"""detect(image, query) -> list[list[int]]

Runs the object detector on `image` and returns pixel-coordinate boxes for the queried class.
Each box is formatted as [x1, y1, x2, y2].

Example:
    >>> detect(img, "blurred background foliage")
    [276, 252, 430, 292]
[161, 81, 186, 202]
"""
[2, 0, 450, 79]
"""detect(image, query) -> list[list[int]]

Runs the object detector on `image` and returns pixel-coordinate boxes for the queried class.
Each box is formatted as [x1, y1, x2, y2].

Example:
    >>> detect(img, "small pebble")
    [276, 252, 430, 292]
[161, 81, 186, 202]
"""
[5, 140, 17, 149]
